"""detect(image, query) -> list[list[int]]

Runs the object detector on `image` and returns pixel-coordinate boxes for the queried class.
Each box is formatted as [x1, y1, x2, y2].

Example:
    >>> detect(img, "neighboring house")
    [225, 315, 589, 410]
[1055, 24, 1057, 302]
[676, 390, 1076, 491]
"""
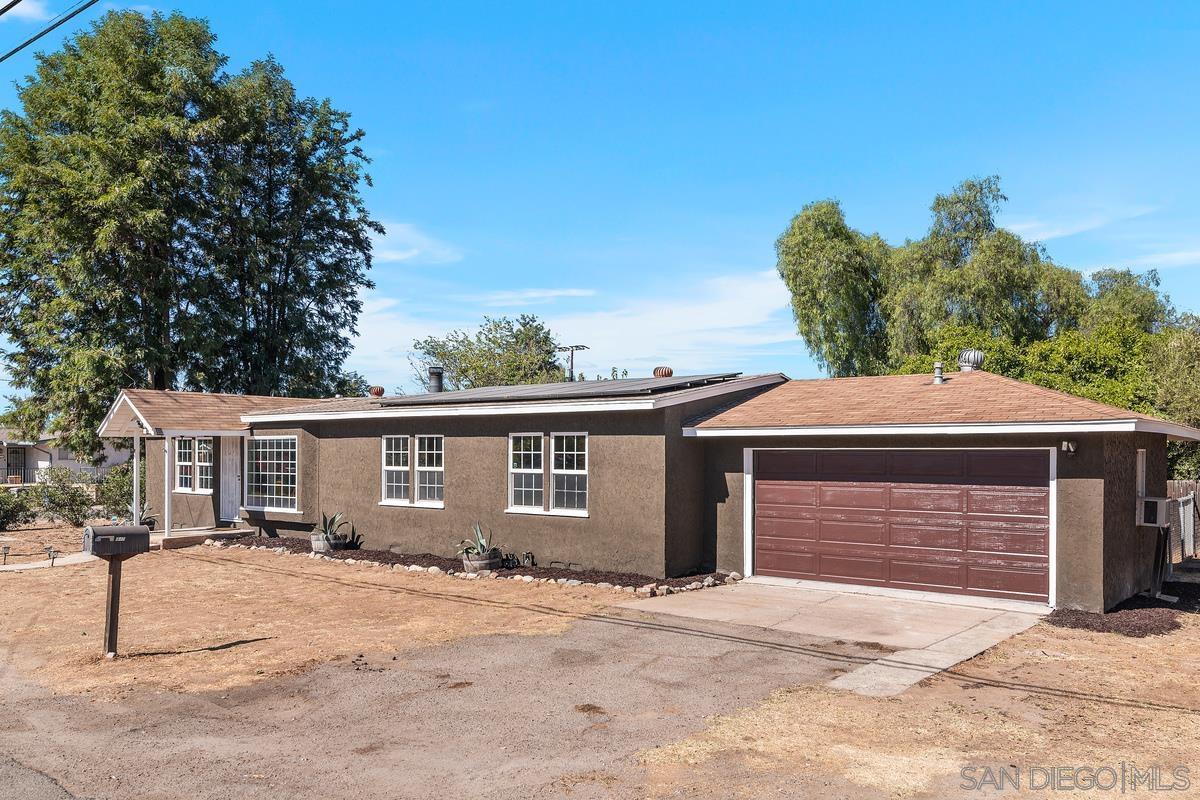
[0, 427, 129, 484]
[97, 357, 1200, 613]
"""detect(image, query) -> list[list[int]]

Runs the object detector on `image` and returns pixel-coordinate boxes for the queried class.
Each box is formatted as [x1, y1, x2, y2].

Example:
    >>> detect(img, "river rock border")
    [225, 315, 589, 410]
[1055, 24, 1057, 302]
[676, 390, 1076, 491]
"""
[202, 539, 741, 597]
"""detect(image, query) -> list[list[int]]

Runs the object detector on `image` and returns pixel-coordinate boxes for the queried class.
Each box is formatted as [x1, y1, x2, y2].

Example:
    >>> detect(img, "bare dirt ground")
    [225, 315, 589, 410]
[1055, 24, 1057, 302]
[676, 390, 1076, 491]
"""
[1, 542, 1198, 799]
[0, 521, 99, 564]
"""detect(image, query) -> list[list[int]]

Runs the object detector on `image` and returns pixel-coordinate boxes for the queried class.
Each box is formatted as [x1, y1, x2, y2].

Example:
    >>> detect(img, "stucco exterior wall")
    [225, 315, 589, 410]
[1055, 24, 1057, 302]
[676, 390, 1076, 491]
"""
[1101, 432, 1168, 609]
[242, 413, 671, 575]
[144, 437, 221, 531]
[699, 432, 1166, 612]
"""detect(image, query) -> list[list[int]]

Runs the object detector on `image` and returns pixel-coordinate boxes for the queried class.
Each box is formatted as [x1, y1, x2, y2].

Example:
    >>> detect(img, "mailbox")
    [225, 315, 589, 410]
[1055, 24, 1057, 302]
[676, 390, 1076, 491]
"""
[83, 525, 151, 557]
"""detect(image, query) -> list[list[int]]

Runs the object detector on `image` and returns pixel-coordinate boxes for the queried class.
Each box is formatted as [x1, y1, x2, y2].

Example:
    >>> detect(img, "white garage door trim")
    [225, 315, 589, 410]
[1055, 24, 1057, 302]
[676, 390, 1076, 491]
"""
[742, 446, 1058, 609]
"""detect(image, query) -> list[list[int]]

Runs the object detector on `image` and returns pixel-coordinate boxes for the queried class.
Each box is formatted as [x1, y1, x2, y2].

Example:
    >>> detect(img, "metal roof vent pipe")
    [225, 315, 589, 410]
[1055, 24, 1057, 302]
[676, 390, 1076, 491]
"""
[933, 362, 945, 385]
[958, 348, 985, 372]
[427, 366, 445, 393]
[653, 366, 674, 378]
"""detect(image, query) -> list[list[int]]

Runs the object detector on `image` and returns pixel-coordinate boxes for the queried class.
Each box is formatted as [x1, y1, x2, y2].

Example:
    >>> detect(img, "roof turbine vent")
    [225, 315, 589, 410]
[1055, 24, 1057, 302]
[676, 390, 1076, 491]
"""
[957, 348, 985, 372]
[653, 366, 674, 378]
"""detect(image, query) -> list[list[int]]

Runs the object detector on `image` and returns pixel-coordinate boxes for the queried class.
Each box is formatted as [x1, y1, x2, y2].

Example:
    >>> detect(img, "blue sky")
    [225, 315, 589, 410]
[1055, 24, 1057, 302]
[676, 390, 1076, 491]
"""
[2, 1, 1198, 393]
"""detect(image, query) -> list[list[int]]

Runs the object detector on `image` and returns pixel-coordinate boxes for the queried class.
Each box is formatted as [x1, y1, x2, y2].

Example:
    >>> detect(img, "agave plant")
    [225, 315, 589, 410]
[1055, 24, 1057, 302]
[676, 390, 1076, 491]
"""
[456, 523, 500, 557]
[319, 512, 360, 549]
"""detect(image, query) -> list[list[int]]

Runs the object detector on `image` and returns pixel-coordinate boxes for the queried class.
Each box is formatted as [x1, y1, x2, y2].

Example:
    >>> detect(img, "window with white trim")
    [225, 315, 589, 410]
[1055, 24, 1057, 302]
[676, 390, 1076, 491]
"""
[174, 438, 194, 491]
[196, 438, 213, 491]
[174, 437, 214, 493]
[382, 436, 410, 502]
[551, 434, 588, 511]
[509, 434, 543, 509]
[416, 435, 444, 503]
[245, 436, 298, 510]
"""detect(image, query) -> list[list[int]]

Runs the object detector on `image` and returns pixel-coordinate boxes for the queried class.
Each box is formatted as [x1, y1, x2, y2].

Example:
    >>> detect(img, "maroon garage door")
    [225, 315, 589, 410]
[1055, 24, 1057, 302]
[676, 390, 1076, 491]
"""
[753, 449, 1050, 602]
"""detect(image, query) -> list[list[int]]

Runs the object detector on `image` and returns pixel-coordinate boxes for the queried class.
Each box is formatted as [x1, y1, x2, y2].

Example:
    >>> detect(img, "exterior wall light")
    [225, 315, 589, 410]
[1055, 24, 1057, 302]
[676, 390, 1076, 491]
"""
[1061, 440, 1078, 458]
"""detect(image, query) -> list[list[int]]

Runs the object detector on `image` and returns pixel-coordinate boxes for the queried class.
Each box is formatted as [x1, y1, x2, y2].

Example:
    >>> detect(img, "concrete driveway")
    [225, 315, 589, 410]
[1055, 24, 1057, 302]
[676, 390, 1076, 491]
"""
[620, 581, 1044, 695]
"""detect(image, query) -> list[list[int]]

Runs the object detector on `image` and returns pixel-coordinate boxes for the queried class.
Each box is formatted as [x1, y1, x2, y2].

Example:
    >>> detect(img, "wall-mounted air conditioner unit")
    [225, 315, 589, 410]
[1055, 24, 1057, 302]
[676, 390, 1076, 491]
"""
[1136, 497, 1172, 527]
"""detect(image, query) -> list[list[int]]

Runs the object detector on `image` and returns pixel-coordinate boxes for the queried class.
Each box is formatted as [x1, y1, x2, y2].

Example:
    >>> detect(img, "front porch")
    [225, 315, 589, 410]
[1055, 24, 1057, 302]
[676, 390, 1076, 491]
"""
[97, 389, 309, 534]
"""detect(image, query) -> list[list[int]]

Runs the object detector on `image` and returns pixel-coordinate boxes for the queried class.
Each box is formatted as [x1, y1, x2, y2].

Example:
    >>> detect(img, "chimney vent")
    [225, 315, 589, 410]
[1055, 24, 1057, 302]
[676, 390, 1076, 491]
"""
[933, 362, 945, 385]
[427, 366, 444, 393]
[653, 366, 674, 378]
[368, 385, 385, 398]
[958, 348, 985, 372]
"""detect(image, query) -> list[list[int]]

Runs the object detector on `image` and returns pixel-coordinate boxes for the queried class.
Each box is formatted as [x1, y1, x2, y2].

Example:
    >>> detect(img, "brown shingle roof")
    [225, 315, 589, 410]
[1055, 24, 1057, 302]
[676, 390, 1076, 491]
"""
[689, 371, 1197, 433]
[111, 389, 325, 434]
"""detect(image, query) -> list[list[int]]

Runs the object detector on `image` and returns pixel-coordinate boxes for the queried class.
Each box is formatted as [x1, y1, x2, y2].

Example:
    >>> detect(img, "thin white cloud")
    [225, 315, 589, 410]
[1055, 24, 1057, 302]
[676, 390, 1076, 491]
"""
[545, 269, 797, 376]
[373, 222, 462, 265]
[1003, 205, 1156, 242]
[345, 269, 801, 391]
[464, 288, 596, 307]
[1125, 249, 1200, 269]
[2, 0, 52, 21]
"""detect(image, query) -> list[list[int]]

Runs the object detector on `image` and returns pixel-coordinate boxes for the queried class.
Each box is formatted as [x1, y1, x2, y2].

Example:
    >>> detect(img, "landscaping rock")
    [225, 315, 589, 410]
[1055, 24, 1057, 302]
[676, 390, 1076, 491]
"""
[728, 571, 742, 581]
[660, 586, 673, 595]
[407, 564, 424, 571]
[596, 582, 613, 589]
[687, 581, 703, 590]
[565, 579, 582, 586]
[427, 566, 442, 575]
[724, 575, 738, 584]
[635, 586, 653, 597]
[521, 575, 534, 582]
[702, 576, 716, 587]
[622, 586, 635, 593]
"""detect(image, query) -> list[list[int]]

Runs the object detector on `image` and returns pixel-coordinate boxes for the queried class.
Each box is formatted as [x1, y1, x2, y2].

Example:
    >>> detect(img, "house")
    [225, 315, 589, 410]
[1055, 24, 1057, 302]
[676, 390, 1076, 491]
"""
[0, 427, 129, 485]
[97, 356, 1200, 612]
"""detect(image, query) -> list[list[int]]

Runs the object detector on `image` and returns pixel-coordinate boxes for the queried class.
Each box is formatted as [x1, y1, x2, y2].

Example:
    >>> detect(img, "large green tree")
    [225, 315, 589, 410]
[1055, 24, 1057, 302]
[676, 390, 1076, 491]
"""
[0, 11, 377, 458]
[411, 315, 565, 391]
[185, 57, 380, 396]
[778, 177, 1195, 477]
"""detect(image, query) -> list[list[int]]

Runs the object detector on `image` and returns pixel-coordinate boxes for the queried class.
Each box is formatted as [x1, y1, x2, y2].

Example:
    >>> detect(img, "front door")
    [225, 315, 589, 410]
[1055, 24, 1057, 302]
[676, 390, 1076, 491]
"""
[220, 437, 242, 521]
[6, 447, 25, 483]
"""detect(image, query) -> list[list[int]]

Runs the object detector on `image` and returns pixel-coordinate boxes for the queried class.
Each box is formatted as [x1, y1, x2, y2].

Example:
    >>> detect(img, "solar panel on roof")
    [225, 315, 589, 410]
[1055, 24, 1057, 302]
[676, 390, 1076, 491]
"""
[375, 373, 742, 406]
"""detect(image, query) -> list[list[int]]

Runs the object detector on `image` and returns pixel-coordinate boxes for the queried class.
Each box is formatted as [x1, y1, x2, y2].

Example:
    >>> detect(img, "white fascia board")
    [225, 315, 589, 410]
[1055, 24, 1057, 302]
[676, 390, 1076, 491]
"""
[160, 429, 249, 438]
[97, 392, 157, 438]
[682, 419, 1200, 440]
[239, 374, 786, 424]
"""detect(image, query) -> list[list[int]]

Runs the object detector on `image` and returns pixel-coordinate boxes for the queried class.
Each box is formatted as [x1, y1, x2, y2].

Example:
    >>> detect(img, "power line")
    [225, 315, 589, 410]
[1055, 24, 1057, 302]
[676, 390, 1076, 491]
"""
[0, 1, 28, 19]
[0, 0, 100, 65]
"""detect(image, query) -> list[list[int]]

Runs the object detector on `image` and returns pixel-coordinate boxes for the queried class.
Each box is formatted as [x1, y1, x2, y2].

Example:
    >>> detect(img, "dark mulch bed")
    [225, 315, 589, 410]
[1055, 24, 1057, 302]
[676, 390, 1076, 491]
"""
[1044, 581, 1200, 638]
[223, 535, 726, 589]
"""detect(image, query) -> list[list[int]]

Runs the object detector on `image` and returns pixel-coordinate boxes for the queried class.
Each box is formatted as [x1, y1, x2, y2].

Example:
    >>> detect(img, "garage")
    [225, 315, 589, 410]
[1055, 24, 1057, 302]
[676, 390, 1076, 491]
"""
[753, 449, 1051, 602]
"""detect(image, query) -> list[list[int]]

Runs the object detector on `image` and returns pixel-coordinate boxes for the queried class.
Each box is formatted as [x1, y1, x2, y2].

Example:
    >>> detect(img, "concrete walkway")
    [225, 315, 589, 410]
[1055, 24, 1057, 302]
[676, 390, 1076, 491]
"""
[620, 582, 1043, 696]
[0, 551, 96, 572]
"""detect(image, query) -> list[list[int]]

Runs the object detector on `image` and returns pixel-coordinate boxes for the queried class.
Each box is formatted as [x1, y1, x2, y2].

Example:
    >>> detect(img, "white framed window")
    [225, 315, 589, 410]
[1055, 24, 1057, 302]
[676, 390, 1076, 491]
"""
[551, 433, 588, 513]
[509, 434, 543, 509]
[196, 438, 214, 492]
[245, 436, 298, 511]
[416, 435, 444, 504]
[382, 435, 410, 503]
[174, 437, 214, 494]
[175, 438, 194, 491]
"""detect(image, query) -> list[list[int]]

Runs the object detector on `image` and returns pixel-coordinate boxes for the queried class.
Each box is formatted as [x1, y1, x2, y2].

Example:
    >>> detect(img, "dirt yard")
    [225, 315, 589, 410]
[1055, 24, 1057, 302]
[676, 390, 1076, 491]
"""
[0, 520, 99, 564]
[1, 540, 1198, 799]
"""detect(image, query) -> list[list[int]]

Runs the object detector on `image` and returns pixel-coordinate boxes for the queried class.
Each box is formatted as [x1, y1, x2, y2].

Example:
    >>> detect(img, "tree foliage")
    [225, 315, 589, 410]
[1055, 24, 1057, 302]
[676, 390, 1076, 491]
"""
[778, 176, 1196, 476]
[411, 315, 565, 391]
[0, 11, 378, 458]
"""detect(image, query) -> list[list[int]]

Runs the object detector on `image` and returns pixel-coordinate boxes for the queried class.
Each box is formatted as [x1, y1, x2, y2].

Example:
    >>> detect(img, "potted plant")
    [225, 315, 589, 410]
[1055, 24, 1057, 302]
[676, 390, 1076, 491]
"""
[312, 512, 359, 553]
[457, 523, 503, 573]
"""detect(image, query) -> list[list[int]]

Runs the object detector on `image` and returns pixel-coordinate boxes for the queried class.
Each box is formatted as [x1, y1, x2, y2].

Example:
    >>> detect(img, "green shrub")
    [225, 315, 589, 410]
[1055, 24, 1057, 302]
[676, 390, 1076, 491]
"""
[98, 462, 150, 521]
[0, 489, 35, 531]
[34, 467, 94, 526]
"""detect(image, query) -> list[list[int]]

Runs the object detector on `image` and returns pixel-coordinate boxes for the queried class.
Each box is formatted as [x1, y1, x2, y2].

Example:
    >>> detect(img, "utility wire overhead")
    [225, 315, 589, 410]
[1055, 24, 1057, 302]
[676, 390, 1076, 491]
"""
[0, 0, 100, 65]
[0, 0, 28, 19]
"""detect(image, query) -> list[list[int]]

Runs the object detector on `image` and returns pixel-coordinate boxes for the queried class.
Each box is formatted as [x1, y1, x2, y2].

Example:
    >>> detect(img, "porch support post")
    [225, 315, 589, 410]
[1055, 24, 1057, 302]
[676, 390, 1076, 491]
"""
[162, 436, 172, 534]
[132, 434, 141, 524]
